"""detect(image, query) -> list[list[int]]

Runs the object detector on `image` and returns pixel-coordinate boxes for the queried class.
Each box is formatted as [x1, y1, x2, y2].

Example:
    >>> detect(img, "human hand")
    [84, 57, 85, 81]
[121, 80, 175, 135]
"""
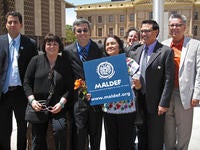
[86, 93, 91, 101]
[132, 79, 142, 90]
[32, 100, 43, 112]
[158, 106, 168, 116]
[49, 103, 62, 114]
[191, 99, 200, 107]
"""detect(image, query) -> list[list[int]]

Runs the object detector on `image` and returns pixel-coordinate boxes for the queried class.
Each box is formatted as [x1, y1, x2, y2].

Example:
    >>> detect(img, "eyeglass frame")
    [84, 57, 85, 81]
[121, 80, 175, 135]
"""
[168, 24, 183, 28]
[140, 29, 154, 33]
[76, 28, 89, 33]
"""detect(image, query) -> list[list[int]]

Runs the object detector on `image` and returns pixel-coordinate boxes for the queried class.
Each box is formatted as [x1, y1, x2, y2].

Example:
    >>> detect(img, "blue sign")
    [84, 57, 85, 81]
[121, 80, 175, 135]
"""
[83, 53, 135, 105]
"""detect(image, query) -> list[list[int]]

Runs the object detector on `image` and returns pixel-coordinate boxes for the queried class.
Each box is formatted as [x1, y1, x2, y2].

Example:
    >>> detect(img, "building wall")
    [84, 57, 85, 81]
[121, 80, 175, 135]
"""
[76, 0, 200, 41]
[24, 0, 35, 36]
[55, 0, 62, 37]
[0, 0, 68, 45]
[41, 0, 50, 37]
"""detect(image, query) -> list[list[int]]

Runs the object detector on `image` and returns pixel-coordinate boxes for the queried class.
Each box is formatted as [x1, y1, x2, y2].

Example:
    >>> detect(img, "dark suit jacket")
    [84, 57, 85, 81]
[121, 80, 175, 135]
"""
[125, 41, 142, 57]
[63, 39, 103, 131]
[0, 34, 37, 101]
[130, 41, 174, 114]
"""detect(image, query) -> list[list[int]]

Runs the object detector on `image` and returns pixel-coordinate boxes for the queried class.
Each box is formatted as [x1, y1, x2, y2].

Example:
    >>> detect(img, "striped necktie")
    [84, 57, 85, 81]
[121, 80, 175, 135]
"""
[141, 46, 148, 82]
[81, 47, 87, 62]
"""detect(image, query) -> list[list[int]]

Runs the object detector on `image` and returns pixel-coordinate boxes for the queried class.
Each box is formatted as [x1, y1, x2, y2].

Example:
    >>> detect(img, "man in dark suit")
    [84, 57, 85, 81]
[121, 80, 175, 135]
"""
[64, 18, 103, 150]
[130, 20, 174, 150]
[0, 11, 37, 150]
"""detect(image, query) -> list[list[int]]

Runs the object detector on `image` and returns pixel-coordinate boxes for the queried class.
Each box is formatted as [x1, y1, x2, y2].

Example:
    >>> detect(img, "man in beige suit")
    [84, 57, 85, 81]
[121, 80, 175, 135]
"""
[162, 14, 200, 150]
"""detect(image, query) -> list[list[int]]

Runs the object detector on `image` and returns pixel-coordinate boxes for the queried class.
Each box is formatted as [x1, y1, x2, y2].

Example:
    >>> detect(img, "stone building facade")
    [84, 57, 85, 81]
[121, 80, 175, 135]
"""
[0, 0, 74, 47]
[75, 0, 200, 41]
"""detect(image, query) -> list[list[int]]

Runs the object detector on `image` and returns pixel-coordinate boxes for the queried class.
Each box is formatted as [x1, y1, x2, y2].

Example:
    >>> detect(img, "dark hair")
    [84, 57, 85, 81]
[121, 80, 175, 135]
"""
[72, 18, 91, 34]
[103, 35, 124, 56]
[5, 11, 22, 24]
[141, 20, 159, 36]
[41, 33, 63, 53]
[124, 27, 139, 39]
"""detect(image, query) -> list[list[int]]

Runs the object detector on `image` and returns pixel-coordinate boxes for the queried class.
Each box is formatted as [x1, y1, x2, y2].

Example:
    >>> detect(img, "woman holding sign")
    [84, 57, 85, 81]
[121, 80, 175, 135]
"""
[102, 35, 142, 150]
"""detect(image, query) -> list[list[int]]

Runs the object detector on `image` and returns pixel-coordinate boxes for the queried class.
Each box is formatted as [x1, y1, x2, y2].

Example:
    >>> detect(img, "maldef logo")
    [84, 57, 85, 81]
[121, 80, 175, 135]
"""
[96, 61, 115, 79]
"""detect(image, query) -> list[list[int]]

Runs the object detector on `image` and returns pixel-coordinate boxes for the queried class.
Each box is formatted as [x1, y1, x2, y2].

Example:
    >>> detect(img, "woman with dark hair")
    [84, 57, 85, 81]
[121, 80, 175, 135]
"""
[23, 33, 74, 150]
[124, 27, 140, 48]
[102, 35, 142, 150]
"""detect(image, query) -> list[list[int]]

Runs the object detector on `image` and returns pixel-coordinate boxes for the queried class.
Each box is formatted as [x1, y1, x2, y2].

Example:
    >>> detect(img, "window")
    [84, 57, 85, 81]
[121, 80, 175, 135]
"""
[194, 12, 198, 20]
[120, 15, 125, 22]
[120, 27, 124, 36]
[98, 28, 103, 37]
[109, 15, 113, 22]
[193, 25, 198, 36]
[130, 13, 134, 21]
[149, 12, 153, 20]
[171, 11, 177, 15]
[88, 16, 92, 23]
[98, 16, 102, 23]
[109, 28, 113, 35]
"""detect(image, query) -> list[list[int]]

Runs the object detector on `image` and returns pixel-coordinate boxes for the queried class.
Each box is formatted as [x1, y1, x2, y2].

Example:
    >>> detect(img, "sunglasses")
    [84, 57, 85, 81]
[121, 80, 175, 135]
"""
[76, 29, 88, 33]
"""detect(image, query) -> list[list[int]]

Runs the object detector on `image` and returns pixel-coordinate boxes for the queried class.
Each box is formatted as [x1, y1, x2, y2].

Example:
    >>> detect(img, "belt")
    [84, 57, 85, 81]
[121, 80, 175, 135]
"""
[8, 86, 21, 91]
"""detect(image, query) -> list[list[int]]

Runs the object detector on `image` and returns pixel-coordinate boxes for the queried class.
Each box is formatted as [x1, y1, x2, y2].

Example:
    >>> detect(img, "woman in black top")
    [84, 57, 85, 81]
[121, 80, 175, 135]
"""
[23, 33, 74, 150]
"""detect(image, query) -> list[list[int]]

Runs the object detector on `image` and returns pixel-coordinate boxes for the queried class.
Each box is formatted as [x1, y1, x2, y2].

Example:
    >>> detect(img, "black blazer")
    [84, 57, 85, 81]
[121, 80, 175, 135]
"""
[23, 54, 74, 110]
[0, 34, 37, 100]
[130, 41, 174, 114]
[64, 39, 103, 80]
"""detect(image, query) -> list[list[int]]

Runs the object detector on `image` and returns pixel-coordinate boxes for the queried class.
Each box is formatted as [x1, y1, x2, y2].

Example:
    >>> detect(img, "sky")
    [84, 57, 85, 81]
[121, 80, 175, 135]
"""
[65, 0, 110, 25]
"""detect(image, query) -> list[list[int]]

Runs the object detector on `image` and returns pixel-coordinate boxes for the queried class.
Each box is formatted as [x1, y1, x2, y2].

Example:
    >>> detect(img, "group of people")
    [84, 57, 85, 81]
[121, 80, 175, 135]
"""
[0, 10, 200, 150]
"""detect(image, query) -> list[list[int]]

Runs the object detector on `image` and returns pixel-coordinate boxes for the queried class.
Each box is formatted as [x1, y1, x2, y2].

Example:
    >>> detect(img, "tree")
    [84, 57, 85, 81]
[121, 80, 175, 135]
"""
[65, 25, 76, 45]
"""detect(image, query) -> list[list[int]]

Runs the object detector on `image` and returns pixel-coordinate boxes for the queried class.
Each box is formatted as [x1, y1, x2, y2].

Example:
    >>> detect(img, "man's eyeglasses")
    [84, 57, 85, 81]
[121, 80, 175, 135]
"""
[76, 29, 88, 33]
[140, 29, 153, 33]
[168, 24, 183, 28]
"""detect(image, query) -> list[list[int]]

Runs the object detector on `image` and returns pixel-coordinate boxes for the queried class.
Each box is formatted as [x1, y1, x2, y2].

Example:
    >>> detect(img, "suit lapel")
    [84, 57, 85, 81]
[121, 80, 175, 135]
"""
[135, 46, 143, 64]
[18, 35, 24, 60]
[2, 35, 9, 69]
[87, 42, 93, 60]
[72, 42, 82, 63]
[4, 35, 9, 59]
[147, 42, 162, 68]
[179, 37, 190, 71]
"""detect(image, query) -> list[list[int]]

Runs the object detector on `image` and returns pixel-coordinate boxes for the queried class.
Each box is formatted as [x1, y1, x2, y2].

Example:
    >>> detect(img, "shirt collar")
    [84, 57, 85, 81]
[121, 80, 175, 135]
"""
[76, 40, 91, 54]
[8, 33, 21, 46]
[145, 40, 157, 55]
[170, 37, 184, 49]
[8, 34, 21, 43]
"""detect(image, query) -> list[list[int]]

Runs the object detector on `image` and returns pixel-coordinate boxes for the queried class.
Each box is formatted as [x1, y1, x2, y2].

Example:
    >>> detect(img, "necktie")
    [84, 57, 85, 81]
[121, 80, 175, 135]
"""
[81, 47, 87, 62]
[141, 46, 148, 82]
[2, 40, 15, 93]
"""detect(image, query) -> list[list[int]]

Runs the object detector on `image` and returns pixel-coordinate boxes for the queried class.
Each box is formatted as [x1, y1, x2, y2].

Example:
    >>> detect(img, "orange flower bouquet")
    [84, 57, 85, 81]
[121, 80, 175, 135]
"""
[74, 79, 87, 100]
